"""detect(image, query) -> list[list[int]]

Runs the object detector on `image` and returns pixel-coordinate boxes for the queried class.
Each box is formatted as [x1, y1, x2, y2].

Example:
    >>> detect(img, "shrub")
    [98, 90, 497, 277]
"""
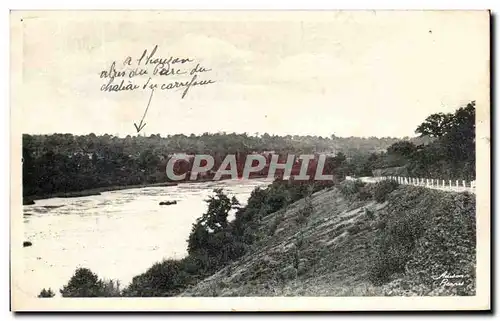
[268, 214, 284, 236]
[339, 180, 372, 201]
[371, 180, 399, 203]
[188, 189, 240, 255]
[367, 186, 476, 293]
[122, 259, 191, 297]
[101, 279, 121, 297]
[365, 208, 375, 220]
[295, 196, 314, 225]
[384, 192, 477, 296]
[38, 288, 55, 298]
[347, 224, 362, 235]
[368, 207, 428, 285]
[60, 268, 108, 297]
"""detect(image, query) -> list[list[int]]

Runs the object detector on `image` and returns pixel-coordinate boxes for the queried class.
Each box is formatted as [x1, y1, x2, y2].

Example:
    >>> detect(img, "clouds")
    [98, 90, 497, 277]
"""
[17, 11, 489, 137]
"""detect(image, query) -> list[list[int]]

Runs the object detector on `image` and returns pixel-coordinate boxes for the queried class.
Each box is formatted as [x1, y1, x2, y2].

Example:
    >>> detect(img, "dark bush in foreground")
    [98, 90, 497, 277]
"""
[122, 260, 191, 297]
[38, 288, 55, 298]
[60, 268, 120, 297]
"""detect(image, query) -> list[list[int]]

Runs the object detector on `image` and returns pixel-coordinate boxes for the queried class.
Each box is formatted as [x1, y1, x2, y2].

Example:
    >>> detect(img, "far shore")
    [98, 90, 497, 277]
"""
[23, 181, 180, 205]
[23, 174, 272, 205]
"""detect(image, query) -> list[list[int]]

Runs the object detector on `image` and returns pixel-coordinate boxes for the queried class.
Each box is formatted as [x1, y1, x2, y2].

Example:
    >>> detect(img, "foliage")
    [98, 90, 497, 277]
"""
[38, 288, 55, 298]
[397, 192, 476, 296]
[295, 196, 314, 225]
[410, 101, 475, 180]
[101, 279, 121, 297]
[119, 179, 333, 297]
[364, 208, 375, 220]
[415, 113, 454, 138]
[368, 101, 475, 181]
[187, 189, 240, 255]
[22, 132, 409, 199]
[122, 260, 192, 297]
[338, 180, 372, 201]
[387, 141, 418, 158]
[60, 268, 120, 297]
[370, 180, 400, 203]
[368, 187, 476, 296]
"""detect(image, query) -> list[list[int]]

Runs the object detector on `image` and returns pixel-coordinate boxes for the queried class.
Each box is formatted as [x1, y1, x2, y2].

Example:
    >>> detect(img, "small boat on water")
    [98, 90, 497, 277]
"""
[159, 201, 177, 206]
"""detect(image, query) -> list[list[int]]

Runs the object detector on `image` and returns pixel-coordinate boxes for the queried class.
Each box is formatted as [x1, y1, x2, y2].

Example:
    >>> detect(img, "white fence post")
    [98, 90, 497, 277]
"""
[367, 176, 473, 194]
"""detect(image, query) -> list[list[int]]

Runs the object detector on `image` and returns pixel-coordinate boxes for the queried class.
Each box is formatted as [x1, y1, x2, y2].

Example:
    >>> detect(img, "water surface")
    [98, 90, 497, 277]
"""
[22, 178, 272, 297]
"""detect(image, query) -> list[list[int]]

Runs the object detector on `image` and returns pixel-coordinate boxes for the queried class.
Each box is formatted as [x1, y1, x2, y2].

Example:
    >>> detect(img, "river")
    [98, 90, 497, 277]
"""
[22, 178, 272, 298]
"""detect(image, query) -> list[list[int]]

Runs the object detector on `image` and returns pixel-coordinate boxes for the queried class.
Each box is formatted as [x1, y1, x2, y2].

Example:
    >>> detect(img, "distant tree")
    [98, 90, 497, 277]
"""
[415, 113, 454, 138]
[387, 141, 417, 158]
[409, 101, 476, 179]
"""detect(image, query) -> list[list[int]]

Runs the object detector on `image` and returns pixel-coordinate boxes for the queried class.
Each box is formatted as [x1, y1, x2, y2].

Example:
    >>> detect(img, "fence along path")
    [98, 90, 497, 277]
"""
[346, 176, 476, 194]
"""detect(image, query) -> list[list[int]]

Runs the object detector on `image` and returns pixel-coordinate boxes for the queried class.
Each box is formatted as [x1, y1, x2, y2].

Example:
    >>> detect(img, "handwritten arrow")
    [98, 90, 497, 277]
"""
[134, 89, 155, 134]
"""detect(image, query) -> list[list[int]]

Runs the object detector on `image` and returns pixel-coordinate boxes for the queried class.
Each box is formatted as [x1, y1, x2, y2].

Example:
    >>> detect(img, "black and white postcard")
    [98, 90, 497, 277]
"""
[10, 10, 491, 311]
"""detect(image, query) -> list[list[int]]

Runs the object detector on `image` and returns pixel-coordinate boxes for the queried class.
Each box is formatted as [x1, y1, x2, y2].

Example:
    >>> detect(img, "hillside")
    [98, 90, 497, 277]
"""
[180, 183, 476, 296]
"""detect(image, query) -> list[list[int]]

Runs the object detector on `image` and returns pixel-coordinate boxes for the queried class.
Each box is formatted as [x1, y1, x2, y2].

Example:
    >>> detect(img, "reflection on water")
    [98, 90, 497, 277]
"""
[22, 178, 272, 298]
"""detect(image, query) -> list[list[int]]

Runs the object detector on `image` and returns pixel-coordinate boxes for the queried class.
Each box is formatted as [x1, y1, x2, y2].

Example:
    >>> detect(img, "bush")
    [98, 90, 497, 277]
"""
[368, 208, 429, 285]
[347, 224, 362, 235]
[60, 268, 117, 297]
[295, 196, 314, 225]
[368, 186, 476, 295]
[268, 214, 284, 236]
[384, 192, 476, 295]
[101, 279, 121, 297]
[38, 288, 55, 298]
[365, 208, 375, 220]
[122, 260, 191, 297]
[371, 180, 399, 203]
[339, 180, 372, 201]
[188, 189, 240, 255]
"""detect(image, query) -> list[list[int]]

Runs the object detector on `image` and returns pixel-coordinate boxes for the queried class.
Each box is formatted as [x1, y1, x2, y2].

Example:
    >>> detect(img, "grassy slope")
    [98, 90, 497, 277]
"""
[181, 185, 476, 296]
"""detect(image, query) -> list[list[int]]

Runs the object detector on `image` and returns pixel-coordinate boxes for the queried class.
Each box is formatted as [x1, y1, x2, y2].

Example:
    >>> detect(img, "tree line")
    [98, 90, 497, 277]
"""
[22, 132, 423, 199]
[22, 101, 474, 200]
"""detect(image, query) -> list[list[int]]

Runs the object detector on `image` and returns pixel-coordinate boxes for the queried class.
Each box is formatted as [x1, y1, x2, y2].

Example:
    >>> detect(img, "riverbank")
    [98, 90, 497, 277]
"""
[181, 183, 476, 297]
[23, 174, 273, 205]
[23, 181, 179, 205]
[22, 177, 274, 299]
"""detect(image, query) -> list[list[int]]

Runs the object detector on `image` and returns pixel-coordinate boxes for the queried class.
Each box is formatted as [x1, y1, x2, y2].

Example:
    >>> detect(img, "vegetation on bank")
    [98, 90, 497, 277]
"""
[48, 179, 331, 297]
[51, 179, 475, 297]
[22, 132, 430, 201]
[59, 268, 121, 297]
[180, 183, 475, 297]
[36, 101, 476, 297]
[38, 288, 55, 298]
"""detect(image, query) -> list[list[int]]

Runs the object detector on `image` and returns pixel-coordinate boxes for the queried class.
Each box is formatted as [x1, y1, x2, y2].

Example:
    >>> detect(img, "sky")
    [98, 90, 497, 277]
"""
[13, 11, 489, 138]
